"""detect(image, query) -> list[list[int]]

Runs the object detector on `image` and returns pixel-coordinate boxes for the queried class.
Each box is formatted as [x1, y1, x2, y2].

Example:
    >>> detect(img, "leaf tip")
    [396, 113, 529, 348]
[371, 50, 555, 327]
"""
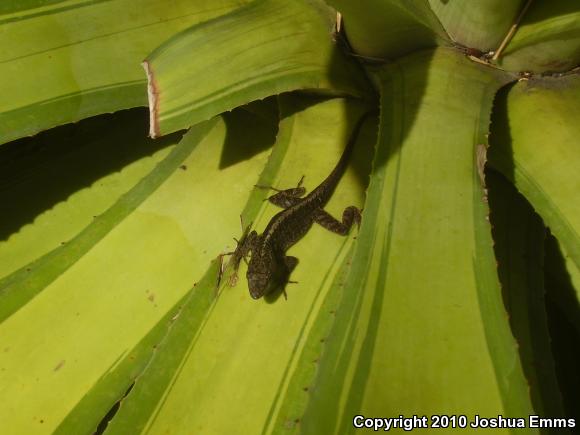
[143, 60, 160, 139]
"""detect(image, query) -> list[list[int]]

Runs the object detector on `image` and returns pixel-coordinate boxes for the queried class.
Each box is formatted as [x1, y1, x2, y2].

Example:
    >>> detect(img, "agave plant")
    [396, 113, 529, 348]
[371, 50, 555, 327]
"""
[1, 0, 579, 434]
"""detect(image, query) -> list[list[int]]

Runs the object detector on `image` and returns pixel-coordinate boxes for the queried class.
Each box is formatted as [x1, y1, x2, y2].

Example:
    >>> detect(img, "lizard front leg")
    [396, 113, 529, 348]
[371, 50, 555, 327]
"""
[256, 176, 307, 209]
[227, 229, 258, 286]
[313, 207, 362, 236]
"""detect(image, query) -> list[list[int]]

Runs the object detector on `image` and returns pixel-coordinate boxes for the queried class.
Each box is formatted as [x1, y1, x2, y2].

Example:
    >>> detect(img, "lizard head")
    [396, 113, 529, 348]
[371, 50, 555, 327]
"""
[247, 271, 274, 299]
[247, 256, 287, 299]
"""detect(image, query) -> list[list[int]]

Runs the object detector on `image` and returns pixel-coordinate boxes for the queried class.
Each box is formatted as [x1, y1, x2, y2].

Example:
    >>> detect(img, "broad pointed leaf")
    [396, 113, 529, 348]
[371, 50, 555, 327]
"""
[487, 170, 565, 419]
[286, 49, 534, 433]
[0, 0, 249, 144]
[104, 97, 375, 434]
[499, 0, 580, 73]
[144, 0, 371, 138]
[429, 0, 524, 50]
[489, 74, 580, 289]
[329, 0, 448, 59]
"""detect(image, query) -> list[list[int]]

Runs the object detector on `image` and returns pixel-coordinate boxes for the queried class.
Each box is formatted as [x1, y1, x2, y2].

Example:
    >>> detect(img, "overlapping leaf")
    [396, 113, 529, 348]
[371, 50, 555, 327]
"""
[0, 0, 250, 144]
[487, 170, 565, 419]
[144, 0, 371, 138]
[489, 74, 580, 299]
[499, 0, 580, 73]
[287, 49, 534, 434]
[429, 0, 524, 51]
[328, 0, 447, 59]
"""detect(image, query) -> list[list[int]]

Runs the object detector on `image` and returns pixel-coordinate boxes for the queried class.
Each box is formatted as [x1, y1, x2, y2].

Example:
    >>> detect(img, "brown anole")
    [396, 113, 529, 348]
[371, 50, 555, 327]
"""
[234, 112, 371, 299]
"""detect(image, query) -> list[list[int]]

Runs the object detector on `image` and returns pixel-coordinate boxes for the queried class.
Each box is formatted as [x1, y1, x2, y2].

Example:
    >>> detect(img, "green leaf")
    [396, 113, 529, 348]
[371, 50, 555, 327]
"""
[489, 74, 580, 284]
[487, 170, 566, 420]
[499, 0, 580, 73]
[144, 0, 371, 138]
[0, 105, 278, 434]
[543, 234, 580, 422]
[0, 109, 176, 277]
[292, 49, 534, 433]
[545, 234, 580, 335]
[103, 97, 374, 434]
[329, 0, 448, 59]
[429, 0, 524, 50]
[0, 0, 249, 144]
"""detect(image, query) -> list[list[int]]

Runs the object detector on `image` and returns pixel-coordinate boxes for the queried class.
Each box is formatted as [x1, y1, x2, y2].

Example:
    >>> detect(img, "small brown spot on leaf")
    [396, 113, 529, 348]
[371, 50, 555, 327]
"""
[53, 360, 65, 372]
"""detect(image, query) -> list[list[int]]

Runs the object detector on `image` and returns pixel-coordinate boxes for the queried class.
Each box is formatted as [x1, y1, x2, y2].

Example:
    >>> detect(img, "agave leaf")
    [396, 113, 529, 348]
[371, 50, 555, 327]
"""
[0, 105, 279, 434]
[103, 97, 374, 434]
[545, 234, 580, 335]
[144, 0, 371, 138]
[277, 49, 534, 434]
[329, 0, 447, 59]
[0, 109, 180, 285]
[0, 0, 249, 145]
[543, 234, 580, 420]
[429, 0, 524, 51]
[499, 0, 580, 73]
[487, 170, 566, 420]
[488, 75, 580, 291]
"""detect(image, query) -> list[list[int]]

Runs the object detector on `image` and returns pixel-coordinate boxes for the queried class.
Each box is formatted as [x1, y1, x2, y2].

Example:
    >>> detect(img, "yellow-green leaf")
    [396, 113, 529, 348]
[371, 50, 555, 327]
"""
[144, 0, 371, 138]
[104, 97, 374, 434]
[0, 105, 277, 434]
[0, 0, 249, 144]
[499, 0, 580, 73]
[489, 74, 580, 284]
[293, 49, 534, 433]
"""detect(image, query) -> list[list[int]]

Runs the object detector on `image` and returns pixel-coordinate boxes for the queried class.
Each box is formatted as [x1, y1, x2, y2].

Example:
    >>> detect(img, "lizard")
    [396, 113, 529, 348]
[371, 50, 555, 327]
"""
[234, 111, 372, 299]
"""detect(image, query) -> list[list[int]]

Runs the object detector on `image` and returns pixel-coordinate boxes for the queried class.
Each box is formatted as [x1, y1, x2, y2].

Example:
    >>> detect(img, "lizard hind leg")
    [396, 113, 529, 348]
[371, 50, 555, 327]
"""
[313, 206, 362, 236]
[281, 255, 299, 300]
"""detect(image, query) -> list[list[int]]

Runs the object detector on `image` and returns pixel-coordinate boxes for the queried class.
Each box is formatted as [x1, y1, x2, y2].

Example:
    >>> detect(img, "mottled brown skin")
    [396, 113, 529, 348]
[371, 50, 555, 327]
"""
[238, 113, 370, 299]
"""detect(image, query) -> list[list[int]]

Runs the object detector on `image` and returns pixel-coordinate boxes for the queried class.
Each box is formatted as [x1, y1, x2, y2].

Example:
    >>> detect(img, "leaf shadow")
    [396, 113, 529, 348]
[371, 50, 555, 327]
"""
[219, 98, 279, 170]
[0, 108, 183, 242]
